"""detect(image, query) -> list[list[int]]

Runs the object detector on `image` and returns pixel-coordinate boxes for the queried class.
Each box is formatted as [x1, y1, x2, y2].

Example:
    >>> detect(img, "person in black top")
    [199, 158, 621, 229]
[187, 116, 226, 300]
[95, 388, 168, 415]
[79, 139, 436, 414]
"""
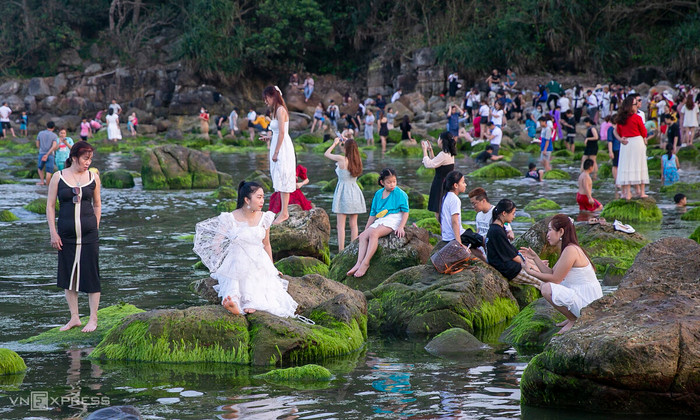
[560, 109, 577, 153]
[486, 199, 542, 287]
[399, 115, 413, 142]
[664, 113, 680, 152]
[475, 145, 504, 163]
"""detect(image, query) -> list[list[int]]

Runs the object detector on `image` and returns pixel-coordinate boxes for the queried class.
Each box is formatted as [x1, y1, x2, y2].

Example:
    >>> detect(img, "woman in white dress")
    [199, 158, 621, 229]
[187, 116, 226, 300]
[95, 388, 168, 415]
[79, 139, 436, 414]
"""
[518, 214, 603, 333]
[679, 95, 699, 147]
[193, 181, 298, 317]
[106, 108, 121, 142]
[261, 86, 296, 225]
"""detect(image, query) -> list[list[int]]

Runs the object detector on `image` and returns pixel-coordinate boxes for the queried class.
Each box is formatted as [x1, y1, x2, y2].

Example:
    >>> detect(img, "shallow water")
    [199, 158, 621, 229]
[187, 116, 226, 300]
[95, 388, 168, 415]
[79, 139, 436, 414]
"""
[0, 145, 698, 419]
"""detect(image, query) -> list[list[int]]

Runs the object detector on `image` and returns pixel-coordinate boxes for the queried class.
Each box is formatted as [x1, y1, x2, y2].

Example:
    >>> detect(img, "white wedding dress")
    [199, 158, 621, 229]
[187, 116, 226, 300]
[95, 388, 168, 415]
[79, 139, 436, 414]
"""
[194, 211, 298, 318]
[269, 119, 296, 193]
[106, 114, 122, 140]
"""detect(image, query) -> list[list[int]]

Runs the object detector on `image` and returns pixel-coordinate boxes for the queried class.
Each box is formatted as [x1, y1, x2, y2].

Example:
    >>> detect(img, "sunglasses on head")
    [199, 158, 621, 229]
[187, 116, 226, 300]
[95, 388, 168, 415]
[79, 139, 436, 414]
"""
[72, 187, 81, 204]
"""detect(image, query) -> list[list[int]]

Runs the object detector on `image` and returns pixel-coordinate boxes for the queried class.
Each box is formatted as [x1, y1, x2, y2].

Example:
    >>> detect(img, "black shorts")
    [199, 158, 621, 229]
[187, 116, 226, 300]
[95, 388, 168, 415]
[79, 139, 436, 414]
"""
[1, 121, 11, 129]
[612, 150, 620, 167]
[583, 142, 599, 156]
[566, 133, 575, 144]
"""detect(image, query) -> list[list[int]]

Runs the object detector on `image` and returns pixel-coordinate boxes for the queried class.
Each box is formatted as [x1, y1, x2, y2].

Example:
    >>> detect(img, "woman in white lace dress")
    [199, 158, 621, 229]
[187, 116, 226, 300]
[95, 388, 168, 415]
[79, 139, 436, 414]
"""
[193, 181, 298, 317]
[106, 108, 121, 142]
[260, 86, 296, 225]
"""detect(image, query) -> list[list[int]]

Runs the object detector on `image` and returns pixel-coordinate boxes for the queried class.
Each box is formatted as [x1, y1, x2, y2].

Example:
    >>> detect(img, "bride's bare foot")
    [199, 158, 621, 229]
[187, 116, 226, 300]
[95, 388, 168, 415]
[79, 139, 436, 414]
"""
[555, 320, 568, 327]
[222, 296, 241, 315]
[81, 318, 98, 333]
[60, 318, 82, 331]
[273, 212, 289, 225]
[558, 320, 575, 333]
[244, 308, 256, 314]
[353, 263, 370, 278]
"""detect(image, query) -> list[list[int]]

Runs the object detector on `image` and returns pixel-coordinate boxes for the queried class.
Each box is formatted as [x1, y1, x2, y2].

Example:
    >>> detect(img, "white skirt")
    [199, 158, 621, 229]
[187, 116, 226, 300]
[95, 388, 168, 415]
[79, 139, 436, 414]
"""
[550, 266, 603, 318]
[616, 135, 649, 186]
[369, 212, 403, 231]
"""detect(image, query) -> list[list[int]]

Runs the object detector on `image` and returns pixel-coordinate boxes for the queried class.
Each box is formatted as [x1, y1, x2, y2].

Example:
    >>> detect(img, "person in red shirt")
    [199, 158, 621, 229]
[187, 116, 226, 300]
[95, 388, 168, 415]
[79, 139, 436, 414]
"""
[614, 95, 648, 200]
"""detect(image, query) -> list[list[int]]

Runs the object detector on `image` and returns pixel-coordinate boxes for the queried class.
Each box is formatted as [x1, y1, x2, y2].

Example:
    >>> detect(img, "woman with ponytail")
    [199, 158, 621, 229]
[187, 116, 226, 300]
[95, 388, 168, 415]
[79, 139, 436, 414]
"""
[262, 85, 296, 224]
[438, 170, 470, 250]
[193, 180, 298, 317]
[519, 214, 603, 333]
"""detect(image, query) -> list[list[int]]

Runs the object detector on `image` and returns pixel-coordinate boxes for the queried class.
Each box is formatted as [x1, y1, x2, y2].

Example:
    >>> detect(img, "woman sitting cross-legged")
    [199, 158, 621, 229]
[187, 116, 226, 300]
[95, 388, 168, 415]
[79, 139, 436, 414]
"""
[519, 214, 603, 333]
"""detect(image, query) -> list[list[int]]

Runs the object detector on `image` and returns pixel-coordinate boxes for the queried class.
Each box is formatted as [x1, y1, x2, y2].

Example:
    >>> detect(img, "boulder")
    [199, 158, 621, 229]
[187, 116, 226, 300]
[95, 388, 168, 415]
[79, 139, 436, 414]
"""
[387, 140, 422, 157]
[542, 169, 571, 180]
[399, 92, 426, 114]
[367, 262, 520, 336]
[101, 170, 135, 189]
[275, 256, 329, 278]
[0, 80, 20, 95]
[141, 145, 220, 190]
[599, 197, 662, 223]
[524, 198, 561, 212]
[255, 364, 333, 384]
[27, 77, 51, 99]
[690, 225, 700, 243]
[0, 210, 19, 222]
[270, 205, 331, 264]
[245, 169, 273, 191]
[0, 348, 27, 375]
[520, 238, 700, 415]
[52, 73, 68, 96]
[681, 206, 700, 221]
[499, 298, 566, 352]
[424, 328, 491, 359]
[84, 63, 103, 75]
[85, 406, 142, 420]
[329, 226, 432, 291]
[468, 162, 521, 179]
[94, 274, 367, 366]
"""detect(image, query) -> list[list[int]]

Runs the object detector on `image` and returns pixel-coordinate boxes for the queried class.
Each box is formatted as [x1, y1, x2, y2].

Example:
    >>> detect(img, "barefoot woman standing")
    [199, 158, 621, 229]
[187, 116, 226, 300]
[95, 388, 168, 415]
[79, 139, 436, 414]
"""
[46, 141, 102, 333]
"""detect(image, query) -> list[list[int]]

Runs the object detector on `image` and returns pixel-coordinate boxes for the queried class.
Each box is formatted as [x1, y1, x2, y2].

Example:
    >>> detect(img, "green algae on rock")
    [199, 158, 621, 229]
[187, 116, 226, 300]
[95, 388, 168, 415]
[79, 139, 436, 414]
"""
[424, 328, 490, 358]
[690, 225, 700, 243]
[275, 256, 329, 278]
[467, 162, 521, 179]
[416, 165, 434, 179]
[600, 197, 662, 223]
[0, 210, 19, 222]
[0, 348, 27, 375]
[408, 208, 435, 222]
[387, 141, 424, 158]
[357, 172, 380, 189]
[270, 206, 331, 264]
[24, 198, 57, 214]
[680, 206, 700, 221]
[101, 169, 135, 188]
[294, 133, 325, 144]
[243, 169, 273, 191]
[499, 298, 566, 352]
[415, 217, 440, 235]
[20, 304, 144, 348]
[216, 200, 237, 213]
[141, 145, 221, 190]
[210, 185, 238, 200]
[659, 181, 700, 194]
[541, 169, 570, 180]
[255, 364, 333, 383]
[524, 198, 561, 212]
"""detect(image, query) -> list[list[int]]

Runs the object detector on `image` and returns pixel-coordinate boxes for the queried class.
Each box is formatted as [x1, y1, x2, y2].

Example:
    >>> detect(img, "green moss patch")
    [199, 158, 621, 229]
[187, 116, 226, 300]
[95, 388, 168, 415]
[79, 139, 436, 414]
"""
[216, 200, 237, 213]
[681, 206, 700, 221]
[358, 172, 380, 189]
[210, 186, 238, 200]
[524, 198, 561, 212]
[542, 169, 570, 180]
[275, 256, 329, 277]
[409, 209, 435, 222]
[255, 364, 332, 384]
[690, 225, 700, 243]
[294, 133, 324, 144]
[24, 198, 57, 214]
[20, 304, 144, 348]
[552, 150, 574, 158]
[312, 140, 334, 154]
[0, 210, 19, 222]
[387, 141, 423, 158]
[499, 298, 566, 352]
[600, 197, 662, 223]
[101, 169, 135, 188]
[676, 144, 698, 160]
[468, 162, 521, 178]
[0, 348, 27, 375]
[416, 217, 441, 235]
[597, 163, 613, 179]
[416, 165, 434, 179]
[659, 182, 700, 194]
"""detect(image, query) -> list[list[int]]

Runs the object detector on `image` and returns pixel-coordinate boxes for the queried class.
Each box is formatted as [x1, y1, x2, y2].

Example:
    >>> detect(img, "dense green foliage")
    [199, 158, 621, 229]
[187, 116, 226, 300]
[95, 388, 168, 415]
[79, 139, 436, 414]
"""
[1, 0, 698, 79]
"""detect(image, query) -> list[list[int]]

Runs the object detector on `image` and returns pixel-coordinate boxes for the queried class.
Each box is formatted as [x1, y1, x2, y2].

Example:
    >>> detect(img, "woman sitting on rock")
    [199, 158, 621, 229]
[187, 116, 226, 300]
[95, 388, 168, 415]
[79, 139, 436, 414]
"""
[519, 214, 603, 333]
[421, 131, 456, 220]
[193, 181, 298, 318]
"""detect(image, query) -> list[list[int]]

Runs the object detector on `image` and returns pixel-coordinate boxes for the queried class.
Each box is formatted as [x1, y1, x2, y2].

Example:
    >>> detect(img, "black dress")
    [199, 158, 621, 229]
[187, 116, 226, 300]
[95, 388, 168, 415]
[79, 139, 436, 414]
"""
[56, 171, 101, 293]
[379, 121, 389, 136]
[584, 127, 599, 155]
[427, 163, 455, 213]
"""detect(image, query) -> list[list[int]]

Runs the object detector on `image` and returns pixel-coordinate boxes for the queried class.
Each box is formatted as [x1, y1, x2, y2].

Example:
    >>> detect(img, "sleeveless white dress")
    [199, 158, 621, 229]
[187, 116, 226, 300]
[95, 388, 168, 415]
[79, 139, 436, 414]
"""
[106, 114, 122, 140]
[269, 119, 297, 193]
[196, 211, 298, 318]
[550, 262, 603, 318]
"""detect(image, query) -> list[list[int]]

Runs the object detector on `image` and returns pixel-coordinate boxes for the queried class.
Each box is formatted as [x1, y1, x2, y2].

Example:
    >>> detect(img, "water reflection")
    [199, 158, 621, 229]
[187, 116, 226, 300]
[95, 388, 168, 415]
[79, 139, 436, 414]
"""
[366, 354, 416, 416]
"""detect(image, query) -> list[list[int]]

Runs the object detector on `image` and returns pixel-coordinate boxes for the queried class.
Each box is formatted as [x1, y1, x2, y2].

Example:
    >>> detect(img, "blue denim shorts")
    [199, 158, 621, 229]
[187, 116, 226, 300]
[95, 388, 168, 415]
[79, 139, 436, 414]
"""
[38, 153, 55, 173]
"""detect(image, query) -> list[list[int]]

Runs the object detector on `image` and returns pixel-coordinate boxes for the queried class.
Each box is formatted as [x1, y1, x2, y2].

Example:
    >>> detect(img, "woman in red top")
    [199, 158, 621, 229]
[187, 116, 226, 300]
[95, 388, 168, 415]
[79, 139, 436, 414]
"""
[268, 164, 312, 213]
[615, 96, 648, 200]
[199, 107, 210, 141]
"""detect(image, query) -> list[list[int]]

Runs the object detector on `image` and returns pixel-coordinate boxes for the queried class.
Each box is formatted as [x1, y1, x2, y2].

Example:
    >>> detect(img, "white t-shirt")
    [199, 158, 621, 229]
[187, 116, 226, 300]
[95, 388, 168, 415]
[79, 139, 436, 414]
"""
[491, 109, 504, 125]
[475, 206, 494, 238]
[489, 126, 503, 146]
[656, 100, 667, 115]
[391, 91, 401, 103]
[558, 97, 570, 113]
[637, 109, 646, 123]
[587, 94, 598, 108]
[680, 104, 700, 127]
[109, 103, 122, 114]
[479, 104, 490, 118]
[440, 192, 465, 241]
[0, 105, 11, 122]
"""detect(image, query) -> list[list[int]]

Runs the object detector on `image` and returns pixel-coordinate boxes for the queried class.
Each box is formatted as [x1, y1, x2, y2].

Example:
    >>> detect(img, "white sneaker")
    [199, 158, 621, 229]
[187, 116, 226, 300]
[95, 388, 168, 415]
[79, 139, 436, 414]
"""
[470, 139, 484, 146]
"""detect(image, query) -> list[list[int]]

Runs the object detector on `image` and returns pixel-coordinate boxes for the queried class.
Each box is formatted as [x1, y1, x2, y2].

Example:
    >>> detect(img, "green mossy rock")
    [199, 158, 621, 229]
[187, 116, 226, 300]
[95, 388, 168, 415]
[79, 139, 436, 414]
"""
[387, 141, 423, 158]
[275, 256, 329, 277]
[408, 190, 427, 209]
[468, 162, 521, 179]
[424, 328, 490, 359]
[367, 263, 520, 336]
[600, 197, 662, 223]
[520, 238, 700, 415]
[255, 364, 333, 384]
[312, 140, 334, 154]
[0, 210, 19, 222]
[270, 206, 331, 264]
[409, 209, 435, 222]
[552, 149, 574, 158]
[0, 176, 18, 184]
[597, 163, 613, 179]
[690, 225, 700, 243]
[210, 186, 238, 200]
[659, 181, 700, 194]
[680, 206, 700, 221]
[216, 200, 237, 213]
[20, 304, 145, 348]
[24, 198, 56, 214]
[357, 172, 380, 189]
[416, 165, 434, 179]
[676, 144, 698, 160]
[499, 298, 566, 352]
[415, 217, 440, 235]
[141, 145, 221, 190]
[101, 169, 135, 188]
[0, 348, 27, 375]
[222, 138, 254, 147]
[244, 170, 273, 192]
[542, 169, 570, 180]
[328, 226, 432, 291]
[321, 178, 338, 193]
[524, 198, 561, 212]
[294, 133, 324, 144]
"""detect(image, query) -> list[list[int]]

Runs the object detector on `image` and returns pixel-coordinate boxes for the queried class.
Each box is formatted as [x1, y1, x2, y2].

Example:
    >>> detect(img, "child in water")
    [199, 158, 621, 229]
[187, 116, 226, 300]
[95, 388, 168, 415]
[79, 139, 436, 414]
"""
[346, 168, 409, 278]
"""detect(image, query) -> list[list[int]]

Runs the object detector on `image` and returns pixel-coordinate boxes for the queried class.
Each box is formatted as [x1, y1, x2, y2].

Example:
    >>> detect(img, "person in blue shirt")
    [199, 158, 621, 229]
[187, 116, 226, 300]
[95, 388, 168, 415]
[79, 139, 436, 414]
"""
[346, 168, 409, 278]
[525, 113, 537, 141]
[539, 116, 553, 171]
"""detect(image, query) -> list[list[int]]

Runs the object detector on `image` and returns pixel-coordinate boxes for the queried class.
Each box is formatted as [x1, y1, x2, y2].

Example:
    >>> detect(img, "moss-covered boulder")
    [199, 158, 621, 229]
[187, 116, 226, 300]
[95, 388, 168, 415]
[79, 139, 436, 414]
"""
[23, 198, 56, 214]
[597, 162, 613, 179]
[275, 256, 329, 277]
[424, 328, 490, 359]
[416, 165, 434, 179]
[408, 208, 435, 222]
[387, 140, 424, 158]
[270, 205, 330, 263]
[659, 181, 700, 194]
[542, 169, 570, 180]
[294, 133, 324, 144]
[467, 162, 521, 179]
[367, 262, 520, 336]
[552, 149, 574, 158]
[690, 225, 700, 243]
[215, 200, 237, 213]
[328, 226, 432, 291]
[321, 177, 338, 193]
[311, 140, 334, 154]
[210, 185, 238, 200]
[99, 274, 367, 366]
[520, 238, 700, 415]
[524, 198, 561, 212]
[676, 144, 698, 160]
[600, 197, 662, 223]
[20, 304, 145, 348]
[244, 169, 273, 192]
[357, 172, 380, 190]
[141, 145, 221, 190]
[407, 190, 427, 209]
[0, 210, 19, 222]
[415, 217, 440, 235]
[255, 364, 333, 384]
[0, 348, 27, 375]
[101, 169, 135, 188]
[680, 206, 700, 221]
[499, 298, 566, 353]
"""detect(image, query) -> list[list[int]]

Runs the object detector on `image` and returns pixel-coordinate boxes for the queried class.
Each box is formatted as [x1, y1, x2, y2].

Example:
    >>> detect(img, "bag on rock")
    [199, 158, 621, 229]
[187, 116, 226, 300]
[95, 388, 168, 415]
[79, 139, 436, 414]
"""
[431, 240, 471, 274]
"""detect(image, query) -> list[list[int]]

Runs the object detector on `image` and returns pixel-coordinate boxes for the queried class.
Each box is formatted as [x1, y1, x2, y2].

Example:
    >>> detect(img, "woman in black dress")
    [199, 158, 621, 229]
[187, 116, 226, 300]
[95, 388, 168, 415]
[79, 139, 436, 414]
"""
[421, 132, 457, 218]
[399, 115, 413, 143]
[47, 141, 102, 333]
[378, 111, 389, 153]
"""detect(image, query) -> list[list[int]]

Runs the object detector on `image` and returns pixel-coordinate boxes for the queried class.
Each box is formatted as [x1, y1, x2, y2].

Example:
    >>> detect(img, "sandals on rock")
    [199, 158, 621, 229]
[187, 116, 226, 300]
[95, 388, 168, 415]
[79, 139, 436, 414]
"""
[587, 217, 607, 226]
[295, 315, 316, 325]
[613, 220, 635, 234]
